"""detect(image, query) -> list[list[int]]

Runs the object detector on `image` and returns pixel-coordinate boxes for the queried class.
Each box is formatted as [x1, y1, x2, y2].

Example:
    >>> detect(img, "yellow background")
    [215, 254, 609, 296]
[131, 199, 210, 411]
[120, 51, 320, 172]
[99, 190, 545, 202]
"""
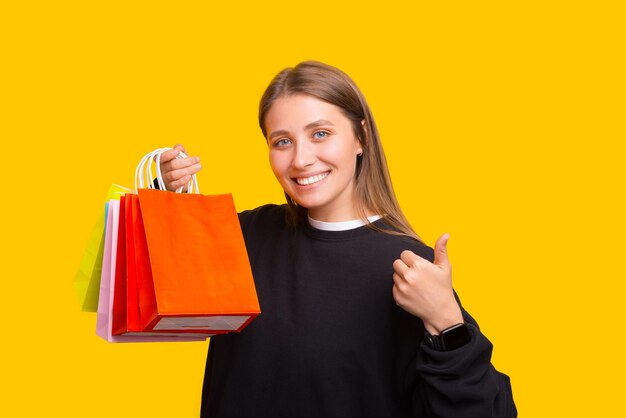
[1, 1, 624, 416]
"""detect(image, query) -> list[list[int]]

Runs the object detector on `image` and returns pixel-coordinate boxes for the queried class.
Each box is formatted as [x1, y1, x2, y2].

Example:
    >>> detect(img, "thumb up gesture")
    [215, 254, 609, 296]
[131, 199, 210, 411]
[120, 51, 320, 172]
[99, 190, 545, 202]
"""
[392, 234, 464, 335]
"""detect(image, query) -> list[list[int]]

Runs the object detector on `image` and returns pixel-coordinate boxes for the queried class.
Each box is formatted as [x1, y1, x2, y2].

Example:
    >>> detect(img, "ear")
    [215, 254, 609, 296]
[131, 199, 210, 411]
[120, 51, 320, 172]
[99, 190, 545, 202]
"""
[357, 119, 366, 156]
[360, 119, 369, 140]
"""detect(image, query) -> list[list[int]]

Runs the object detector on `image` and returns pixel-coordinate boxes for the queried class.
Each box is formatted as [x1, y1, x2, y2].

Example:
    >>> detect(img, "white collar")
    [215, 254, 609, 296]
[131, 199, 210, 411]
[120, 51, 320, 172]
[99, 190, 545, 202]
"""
[307, 214, 383, 231]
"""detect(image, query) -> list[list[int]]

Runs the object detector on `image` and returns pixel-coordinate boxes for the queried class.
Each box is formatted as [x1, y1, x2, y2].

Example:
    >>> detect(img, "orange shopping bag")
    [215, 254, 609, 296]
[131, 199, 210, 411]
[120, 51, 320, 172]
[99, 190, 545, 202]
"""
[131, 148, 260, 334]
[136, 188, 260, 333]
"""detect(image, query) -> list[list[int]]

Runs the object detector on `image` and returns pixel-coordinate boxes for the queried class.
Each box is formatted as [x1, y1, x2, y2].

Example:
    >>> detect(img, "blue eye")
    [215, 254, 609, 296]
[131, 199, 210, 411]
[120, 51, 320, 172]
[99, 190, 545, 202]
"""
[313, 131, 329, 139]
[274, 138, 292, 147]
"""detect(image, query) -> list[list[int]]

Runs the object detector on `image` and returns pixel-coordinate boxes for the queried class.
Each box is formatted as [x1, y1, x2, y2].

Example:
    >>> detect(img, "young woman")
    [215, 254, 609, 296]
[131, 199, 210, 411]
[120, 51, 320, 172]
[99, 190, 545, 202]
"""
[159, 61, 516, 418]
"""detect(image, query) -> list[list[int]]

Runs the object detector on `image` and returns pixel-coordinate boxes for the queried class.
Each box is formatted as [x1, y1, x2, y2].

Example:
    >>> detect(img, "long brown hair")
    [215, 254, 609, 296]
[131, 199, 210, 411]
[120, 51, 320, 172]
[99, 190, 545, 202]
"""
[258, 60, 421, 242]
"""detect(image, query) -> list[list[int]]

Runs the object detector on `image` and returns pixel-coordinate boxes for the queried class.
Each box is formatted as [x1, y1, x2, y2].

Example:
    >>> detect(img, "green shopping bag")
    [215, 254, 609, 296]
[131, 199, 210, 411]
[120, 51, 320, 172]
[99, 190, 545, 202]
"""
[74, 184, 132, 311]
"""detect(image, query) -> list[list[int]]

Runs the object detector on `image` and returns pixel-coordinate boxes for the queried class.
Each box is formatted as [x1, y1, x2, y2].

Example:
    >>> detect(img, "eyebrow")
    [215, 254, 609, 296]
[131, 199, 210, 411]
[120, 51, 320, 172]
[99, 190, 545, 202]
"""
[268, 119, 335, 140]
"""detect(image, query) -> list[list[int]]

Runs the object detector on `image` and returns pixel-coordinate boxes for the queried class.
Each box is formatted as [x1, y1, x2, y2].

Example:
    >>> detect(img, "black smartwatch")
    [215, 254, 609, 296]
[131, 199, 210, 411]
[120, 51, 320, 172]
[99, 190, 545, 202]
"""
[425, 323, 471, 351]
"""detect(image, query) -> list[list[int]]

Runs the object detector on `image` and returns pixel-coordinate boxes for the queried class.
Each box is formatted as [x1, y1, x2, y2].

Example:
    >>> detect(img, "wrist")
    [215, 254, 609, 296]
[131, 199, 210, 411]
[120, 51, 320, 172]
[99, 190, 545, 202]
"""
[423, 307, 464, 335]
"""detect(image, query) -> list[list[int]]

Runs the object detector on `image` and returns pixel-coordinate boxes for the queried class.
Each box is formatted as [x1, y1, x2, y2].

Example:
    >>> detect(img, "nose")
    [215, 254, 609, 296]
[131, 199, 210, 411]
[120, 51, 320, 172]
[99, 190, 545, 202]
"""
[292, 139, 316, 169]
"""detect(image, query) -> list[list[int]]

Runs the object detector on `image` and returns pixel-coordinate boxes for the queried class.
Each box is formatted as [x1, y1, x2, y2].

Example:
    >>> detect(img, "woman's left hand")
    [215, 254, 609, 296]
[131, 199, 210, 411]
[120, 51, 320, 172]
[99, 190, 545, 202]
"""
[392, 233, 464, 335]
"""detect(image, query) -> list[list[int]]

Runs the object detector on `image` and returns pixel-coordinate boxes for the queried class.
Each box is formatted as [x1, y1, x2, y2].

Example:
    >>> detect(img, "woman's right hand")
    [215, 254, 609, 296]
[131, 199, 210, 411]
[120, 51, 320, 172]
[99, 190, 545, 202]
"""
[158, 144, 202, 191]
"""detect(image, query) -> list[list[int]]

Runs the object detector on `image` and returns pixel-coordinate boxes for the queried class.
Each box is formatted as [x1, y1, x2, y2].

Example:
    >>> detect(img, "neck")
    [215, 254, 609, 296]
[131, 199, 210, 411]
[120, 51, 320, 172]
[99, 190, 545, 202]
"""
[307, 204, 376, 223]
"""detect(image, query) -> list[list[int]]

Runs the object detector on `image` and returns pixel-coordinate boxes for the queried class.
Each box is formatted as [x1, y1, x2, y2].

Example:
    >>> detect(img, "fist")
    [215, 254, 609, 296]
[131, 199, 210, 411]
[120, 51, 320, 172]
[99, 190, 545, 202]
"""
[157, 144, 202, 191]
[392, 233, 463, 334]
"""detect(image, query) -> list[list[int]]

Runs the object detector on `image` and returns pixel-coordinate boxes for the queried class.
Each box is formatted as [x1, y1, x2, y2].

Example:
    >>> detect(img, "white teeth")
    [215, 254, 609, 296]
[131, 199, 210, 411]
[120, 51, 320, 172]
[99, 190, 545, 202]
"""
[296, 172, 328, 185]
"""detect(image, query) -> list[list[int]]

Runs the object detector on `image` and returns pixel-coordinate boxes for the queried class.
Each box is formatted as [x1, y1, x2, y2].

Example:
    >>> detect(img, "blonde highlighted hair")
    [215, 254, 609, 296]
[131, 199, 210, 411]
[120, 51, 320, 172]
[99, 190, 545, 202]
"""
[258, 61, 421, 242]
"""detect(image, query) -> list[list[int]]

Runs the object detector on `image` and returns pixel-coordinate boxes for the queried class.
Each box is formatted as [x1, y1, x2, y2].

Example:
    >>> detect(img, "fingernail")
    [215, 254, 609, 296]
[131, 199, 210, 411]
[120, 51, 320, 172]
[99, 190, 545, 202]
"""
[197, 163, 202, 170]
[173, 149, 179, 155]
[196, 156, 200, 163]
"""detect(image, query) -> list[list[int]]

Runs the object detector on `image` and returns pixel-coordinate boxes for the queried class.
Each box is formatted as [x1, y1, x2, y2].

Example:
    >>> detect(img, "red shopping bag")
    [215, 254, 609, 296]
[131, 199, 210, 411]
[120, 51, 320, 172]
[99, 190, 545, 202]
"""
[135, 188, 260, 333]
[125, 194, 142, 332]
[111, 195, 152, 335]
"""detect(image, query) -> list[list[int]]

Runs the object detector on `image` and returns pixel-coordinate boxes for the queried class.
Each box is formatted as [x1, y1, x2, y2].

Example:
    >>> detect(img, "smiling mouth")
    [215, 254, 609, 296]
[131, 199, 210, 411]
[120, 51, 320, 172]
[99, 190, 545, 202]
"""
[294, 172, 329, 186]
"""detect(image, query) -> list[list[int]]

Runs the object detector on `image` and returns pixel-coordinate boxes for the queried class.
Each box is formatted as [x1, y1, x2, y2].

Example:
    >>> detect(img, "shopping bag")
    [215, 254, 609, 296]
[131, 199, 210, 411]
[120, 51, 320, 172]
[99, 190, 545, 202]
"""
[97, 200, 210, 342]
[136, 188, 260, 333]
[95, 201, 113, 338]
[124, 193, 142, 332]
[74, 184, 131, 312]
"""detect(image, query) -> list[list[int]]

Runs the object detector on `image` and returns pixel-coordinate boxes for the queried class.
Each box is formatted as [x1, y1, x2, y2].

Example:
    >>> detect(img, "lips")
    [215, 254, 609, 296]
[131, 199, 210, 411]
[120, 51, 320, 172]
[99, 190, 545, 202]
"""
[294, 171, 330, 186]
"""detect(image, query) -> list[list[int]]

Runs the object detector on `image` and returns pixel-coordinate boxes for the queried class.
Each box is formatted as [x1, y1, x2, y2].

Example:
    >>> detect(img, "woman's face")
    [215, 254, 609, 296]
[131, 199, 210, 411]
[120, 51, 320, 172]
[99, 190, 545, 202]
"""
[265, 94, 363, 222]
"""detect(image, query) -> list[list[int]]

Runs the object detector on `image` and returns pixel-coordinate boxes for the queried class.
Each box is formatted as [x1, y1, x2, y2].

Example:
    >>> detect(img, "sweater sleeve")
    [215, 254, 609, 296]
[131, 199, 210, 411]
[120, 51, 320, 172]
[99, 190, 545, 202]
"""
[413, 308, 517, 417]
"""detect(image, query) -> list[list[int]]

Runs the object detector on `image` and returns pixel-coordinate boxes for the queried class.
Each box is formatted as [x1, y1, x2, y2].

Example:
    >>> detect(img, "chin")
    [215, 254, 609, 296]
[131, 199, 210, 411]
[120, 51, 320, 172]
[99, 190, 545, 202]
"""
[287, 195, 322, 210]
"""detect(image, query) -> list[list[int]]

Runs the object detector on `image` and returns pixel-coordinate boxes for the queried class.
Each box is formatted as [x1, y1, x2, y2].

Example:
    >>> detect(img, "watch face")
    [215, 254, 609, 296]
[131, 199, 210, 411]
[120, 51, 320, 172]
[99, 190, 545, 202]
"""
[441, 323, 471, 350]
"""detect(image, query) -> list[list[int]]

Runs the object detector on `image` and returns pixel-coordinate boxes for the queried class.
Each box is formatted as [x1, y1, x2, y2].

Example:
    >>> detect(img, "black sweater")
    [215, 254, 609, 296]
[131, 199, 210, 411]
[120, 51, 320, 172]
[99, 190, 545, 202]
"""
[201, 204, 516, 417]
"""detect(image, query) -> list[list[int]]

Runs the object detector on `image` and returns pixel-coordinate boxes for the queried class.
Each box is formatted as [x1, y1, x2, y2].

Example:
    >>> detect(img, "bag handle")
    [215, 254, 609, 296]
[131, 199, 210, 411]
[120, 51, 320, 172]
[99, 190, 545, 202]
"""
[134, 148, 200, 194]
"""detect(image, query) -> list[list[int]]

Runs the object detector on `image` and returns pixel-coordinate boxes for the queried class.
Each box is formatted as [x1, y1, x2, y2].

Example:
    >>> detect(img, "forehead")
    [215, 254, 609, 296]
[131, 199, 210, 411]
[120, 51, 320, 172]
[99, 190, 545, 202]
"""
[265, 94, 350, 131]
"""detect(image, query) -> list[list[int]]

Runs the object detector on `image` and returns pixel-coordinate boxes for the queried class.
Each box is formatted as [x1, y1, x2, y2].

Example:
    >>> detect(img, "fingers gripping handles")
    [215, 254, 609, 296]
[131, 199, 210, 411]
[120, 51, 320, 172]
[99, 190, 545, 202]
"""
[154, 149, 200, 193]
[134, 148, 200, 194]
